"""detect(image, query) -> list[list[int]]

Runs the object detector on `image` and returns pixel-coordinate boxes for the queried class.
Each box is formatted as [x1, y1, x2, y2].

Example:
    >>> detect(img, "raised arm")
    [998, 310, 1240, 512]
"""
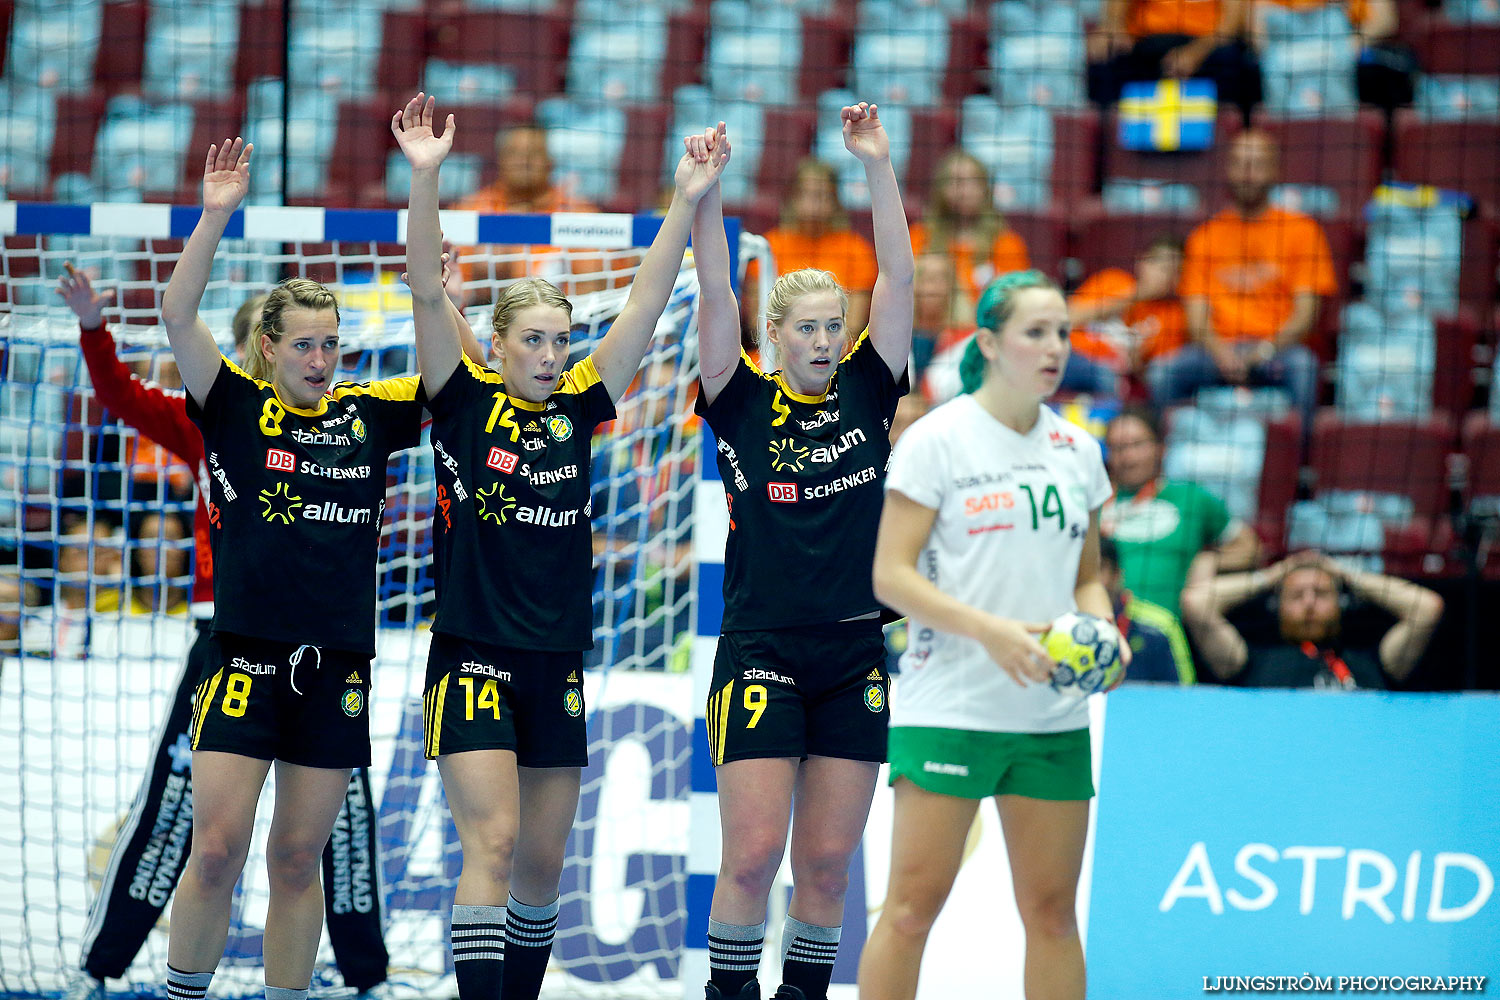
[843, 103, 913, 378]
[1178, 560, 1292, 680]
[1323, 557, 1444, 681]
[873, 490, 1053, 688]
[160, 137, 252, 407]
[690, 124, 740, 406]
[402, 242, 487, 367]
[592, 124, 729, 402]
[393, 94, 460, 397]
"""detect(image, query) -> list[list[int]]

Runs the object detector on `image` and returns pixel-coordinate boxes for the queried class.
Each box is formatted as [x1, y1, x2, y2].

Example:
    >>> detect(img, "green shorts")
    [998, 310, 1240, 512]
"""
[887, 726, 1094, 801]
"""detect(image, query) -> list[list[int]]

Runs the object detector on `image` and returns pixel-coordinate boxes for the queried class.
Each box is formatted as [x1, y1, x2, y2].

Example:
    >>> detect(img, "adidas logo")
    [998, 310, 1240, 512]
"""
[566, 671, 579, 683]
[345, 671, 362, 684]
[866, 669, 882, 681]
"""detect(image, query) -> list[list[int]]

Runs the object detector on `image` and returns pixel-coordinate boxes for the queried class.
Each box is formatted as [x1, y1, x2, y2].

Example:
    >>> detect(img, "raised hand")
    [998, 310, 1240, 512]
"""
[202, 137, 252, 216]
[391, 93, 455, 172]
[673, 121, 731, 205]
[56, 261, 114, 328]
[841, 102, 890, 164]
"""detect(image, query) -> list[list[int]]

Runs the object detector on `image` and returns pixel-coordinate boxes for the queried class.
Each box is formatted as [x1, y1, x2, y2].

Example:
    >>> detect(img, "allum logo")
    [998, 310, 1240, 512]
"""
[769, 438, 809, 473]
[302, 501, 372, 524]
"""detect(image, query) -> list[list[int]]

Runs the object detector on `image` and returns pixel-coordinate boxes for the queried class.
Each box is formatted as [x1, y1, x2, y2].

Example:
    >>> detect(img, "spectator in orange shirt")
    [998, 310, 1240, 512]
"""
[1147, 130, 1333, 424]
[910, 150, 1031, 302]
[1087, 0, 1261, 112]
[455, 123, 600, 300]
[1066, 234, 1186, 395]
[763, 158, 878, 335]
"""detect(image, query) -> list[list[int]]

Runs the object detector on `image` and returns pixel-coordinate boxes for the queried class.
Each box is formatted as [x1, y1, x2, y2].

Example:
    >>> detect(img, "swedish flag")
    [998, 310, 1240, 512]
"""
[1118, 79, 1218, 152]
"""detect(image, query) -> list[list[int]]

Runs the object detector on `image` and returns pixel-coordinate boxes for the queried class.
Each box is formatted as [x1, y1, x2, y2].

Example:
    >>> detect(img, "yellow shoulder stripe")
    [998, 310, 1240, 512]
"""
[332, 375, 422, 402]
[558, 355, 602, 395]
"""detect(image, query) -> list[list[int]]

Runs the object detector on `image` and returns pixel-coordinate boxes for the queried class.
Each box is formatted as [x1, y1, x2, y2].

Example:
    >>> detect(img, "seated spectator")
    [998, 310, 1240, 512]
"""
[455, 122, 601, 298]
[1179, 550, 1444, 687]
[1146, 130, 1332, 427]
[910, 252, 973, 388]
[1088, 0, 1262, 112]
[54, 514, 125, 612]
[1102, 406, 1260, 615]
[1067, 234, 1187, 397]
[129, 510, 190, 615]
[910, 150, 1031, 303]
[1099, 535, 1196, 683]
[761, 158, 879, 335]
[0, 573, 42, 659]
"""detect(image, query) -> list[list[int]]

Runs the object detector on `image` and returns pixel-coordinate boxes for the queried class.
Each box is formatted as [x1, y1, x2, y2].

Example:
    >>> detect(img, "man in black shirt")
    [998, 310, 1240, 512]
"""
[1179, 551, 1444, 688]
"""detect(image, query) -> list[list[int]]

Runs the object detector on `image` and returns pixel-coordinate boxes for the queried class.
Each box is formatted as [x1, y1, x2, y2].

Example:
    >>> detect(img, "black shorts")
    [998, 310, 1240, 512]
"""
[707, 619, 889, 766]
[422, 632, 588, 767]
[190, 632, 373, 769]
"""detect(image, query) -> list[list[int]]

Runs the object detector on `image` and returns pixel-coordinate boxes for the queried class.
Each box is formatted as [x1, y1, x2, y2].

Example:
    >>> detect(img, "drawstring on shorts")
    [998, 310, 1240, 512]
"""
[289, 644, 322, 695]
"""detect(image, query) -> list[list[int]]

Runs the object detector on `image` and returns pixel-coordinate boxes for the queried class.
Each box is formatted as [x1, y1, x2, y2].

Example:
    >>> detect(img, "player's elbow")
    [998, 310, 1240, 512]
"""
[1410, 589, 1445, 631]
[1178, 584, 1211, 626]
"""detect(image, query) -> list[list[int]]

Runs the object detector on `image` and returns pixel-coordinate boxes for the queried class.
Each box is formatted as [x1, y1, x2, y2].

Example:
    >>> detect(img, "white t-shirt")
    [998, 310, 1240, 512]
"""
[884, 394, 1113, 734]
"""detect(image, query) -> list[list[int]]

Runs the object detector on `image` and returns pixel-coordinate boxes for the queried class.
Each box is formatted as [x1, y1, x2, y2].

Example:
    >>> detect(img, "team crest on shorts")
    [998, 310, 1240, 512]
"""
[342, 688, 364, 717]
[546, 415, 573, 442]
[863, 683, 885, 712]
[351, 417, 367, 442]
[563, 687, 583, 717]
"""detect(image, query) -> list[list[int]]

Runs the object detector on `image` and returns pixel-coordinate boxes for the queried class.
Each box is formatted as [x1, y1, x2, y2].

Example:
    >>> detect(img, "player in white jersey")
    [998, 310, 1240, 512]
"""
[857, 271, 1126, 1000]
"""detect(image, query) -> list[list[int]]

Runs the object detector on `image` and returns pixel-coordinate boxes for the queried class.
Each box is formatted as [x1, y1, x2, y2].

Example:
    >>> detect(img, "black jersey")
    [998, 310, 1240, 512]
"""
[695, 331, 908, 632]
[187, 358, 422, 655]
[423, 355, 615, 651]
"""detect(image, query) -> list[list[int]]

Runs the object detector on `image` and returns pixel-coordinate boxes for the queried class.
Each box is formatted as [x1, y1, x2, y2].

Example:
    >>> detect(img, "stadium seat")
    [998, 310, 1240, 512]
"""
[1413, 16, 1500, 74]
[815, 90, 912, 208]
[1100, 178, 1201, 214]
[427, 8, 570, 98]
[708, 3, 800, 104]
[1258, 3, 1360, 115]
[798, 12, 853, 101]
[1414, 74, 1500, 118]
[1462, 411, 1500, 575]
[90, 96, 196, 198]
[670, 86, 766, 207]
[614, 103, 671, 212]
[943, 8, 988, 101]
[902, 105, 959, 215]
[851, 5, 948, 107]
[440, 98, 537, 181]
[326, 96, 402, 206]
[1308, 410, 1454, 520]
[1459, 218, 1498, 319]
[1001, 209, 1068, 279]
[424, 59, 519, 107]
[1333, 303, 1436, 420]
[1256, 413, 1302, 552]
[661, 7, 709, 99]
[1052, 109, 1101, 205]
[1164, 405, 1269, 523]
[988, 1, 1086, 109]
[373, 10, 426, 99]
[1252, 111, 1384, 217]
[1102, 111, 1241, 209]
[178, 97, 245, 199]
[568, 19, 669, 104]
[93, 2, 147, 94]
[537, 97, 628, 205]
[288, 7, 386, 99]
[959, 96, 1053, 210]
[5, 3, 103, 93]
[1433, 310, 1482, 418]
[1363, 202, 1465, 317]
[1392, 113, 1500, 215]
[753, 104, 817, 213]
[141, 3, 239, 100]
[234, 2, 287, 89]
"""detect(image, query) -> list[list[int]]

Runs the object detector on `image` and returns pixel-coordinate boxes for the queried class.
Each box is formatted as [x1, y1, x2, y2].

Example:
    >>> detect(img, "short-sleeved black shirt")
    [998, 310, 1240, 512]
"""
[695, 331, 908, 632]
[187, 359, 423, 655]
[1241, 642, 1387, 689]
[423, 355, 616, 650]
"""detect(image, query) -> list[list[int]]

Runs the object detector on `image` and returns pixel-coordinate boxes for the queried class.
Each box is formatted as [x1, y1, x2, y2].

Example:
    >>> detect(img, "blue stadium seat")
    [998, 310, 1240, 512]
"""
[287, 6, 385, 99]
[1444, 0, 1500, 22]
[141, 3, 239, 100]
[1363, 203, 1465, 317]
[0, 84, 58, 195]
[1285, 495, 1389, 571]
[567, 17, 669, 104]
[958, 96, 1053, 210]
[851, 4, 947, 107]
[1334, 303, 1436, 421]
[1163, 405, 1268, 523]
[1269, 183, 1341, 217]
[668, 85, 764, 206]
[1100, 178, 1201, 214]
[1414, 74, 1500, 119]
[4, 5, 103, 93]
[385, 150, 483, 205]
[243, 79, 338, 201]
[707, 27, 801, 105]
[536, 97, 628, 204]
[423, 59, 519, 106]
[90, 96, 195, 197]
[1258, 4, 1359, 115]
[988, 2, 1085, 109]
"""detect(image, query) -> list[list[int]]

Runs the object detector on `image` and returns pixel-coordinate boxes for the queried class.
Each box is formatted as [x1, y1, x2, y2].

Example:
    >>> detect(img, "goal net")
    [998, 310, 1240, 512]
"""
[0, 206, 747, 999]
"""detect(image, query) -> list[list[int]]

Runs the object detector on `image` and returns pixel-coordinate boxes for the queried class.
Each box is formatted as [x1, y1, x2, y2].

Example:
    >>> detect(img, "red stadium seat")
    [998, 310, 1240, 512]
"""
[1003, 209, 1069, 280]
[47, 90, 108, 184]
[0, 1, 14, 78]
[612, 104, 671, 213]
[1070, 204, 1201, 279]
[943, 10, 988, 102]
[178, 97, 245, 198]
[1252, 111, 1384, 217]
[903, 105, 959, 216]
[798, 14, 853, 102]
[1309, 410, 1455, 520]
[1412, 17, 1500, 75]
[1392, 113, 1500, 216]
[428, 9, 571, 98]
[1460, 218, 1498, 320]
[444, 98, 538, 183]
[95, 0, 146, 94]
[1463, 409, 1500, 503]
[327, 96, 403, 208]
[375, 11, 426, 98]
[1433, 310, 1481, 420]
[662, 8, 709, 99]
[1101, 110, 1241, 207]
[1256, 412, 1302, 554]
[752, 105, 818, 214]
[1053, 108, 1102, 206]
[235, 2, 286, 89]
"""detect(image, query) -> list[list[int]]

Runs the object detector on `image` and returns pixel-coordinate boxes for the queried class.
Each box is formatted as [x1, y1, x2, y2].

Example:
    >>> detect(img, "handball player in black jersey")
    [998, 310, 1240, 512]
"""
[688, 104, 914, 1000]
[156, 137, 477, 1000]
[392, 94, 729, 1000]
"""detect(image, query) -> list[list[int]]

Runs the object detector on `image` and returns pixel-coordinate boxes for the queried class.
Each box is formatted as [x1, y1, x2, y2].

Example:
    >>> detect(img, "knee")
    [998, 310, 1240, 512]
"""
[720, 831, 786, 899]
[188, 826, 250, 890]
[791, 843, 857, 904]
[461, 821, 518, 887]
[265, 833, 325, 891]
[1015, 887, 1079, 941]
[882, 884, 949, 942]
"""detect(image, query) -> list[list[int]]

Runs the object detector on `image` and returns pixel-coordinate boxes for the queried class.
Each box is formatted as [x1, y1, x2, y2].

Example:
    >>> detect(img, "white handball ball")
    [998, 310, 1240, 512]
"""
[1042, 611, 1124, 698]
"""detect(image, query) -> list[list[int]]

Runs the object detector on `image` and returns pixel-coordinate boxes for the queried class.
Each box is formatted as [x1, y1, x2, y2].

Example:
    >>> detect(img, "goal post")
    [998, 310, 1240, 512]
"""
[0, 201, 756, 1000]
